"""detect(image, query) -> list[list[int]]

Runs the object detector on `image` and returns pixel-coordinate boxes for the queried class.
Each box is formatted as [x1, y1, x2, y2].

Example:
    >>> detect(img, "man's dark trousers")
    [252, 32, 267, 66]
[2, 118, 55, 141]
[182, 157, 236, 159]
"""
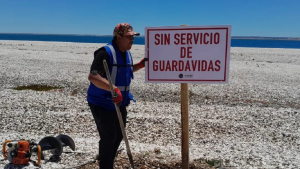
[88, 103, 127, 169]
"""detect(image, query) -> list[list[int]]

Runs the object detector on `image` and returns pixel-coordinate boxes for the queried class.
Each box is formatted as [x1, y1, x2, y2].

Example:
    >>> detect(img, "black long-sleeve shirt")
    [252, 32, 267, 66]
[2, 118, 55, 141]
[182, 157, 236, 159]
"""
[90, 42, 127, 77]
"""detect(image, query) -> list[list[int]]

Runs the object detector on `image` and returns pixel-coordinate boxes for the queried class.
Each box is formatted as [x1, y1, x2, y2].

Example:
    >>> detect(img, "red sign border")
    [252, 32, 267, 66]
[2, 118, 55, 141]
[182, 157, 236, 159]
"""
[146, 27, 229, 82]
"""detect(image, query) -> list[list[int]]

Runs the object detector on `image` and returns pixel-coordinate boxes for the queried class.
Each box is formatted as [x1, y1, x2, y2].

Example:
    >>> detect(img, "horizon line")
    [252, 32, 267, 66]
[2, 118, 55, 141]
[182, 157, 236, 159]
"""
[0, 32, 299, 39]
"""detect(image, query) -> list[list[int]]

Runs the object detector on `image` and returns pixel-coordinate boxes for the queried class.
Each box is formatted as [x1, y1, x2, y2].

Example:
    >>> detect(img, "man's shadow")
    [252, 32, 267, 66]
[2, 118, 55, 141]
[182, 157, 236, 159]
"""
[4, 163, 31, 169]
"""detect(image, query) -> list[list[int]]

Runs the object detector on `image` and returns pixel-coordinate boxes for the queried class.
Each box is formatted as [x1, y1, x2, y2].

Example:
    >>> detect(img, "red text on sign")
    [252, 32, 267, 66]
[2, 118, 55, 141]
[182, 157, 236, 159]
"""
[173, 32, 220, 45]
[152, 60, 221, 72]
[154, 34, 171, 45]
[181, 47, 192, 58]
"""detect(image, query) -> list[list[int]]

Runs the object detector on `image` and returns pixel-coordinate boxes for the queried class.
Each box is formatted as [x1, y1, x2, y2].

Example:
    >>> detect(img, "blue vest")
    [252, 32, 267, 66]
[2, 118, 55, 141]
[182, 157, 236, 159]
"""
[87, 42, 135, 109]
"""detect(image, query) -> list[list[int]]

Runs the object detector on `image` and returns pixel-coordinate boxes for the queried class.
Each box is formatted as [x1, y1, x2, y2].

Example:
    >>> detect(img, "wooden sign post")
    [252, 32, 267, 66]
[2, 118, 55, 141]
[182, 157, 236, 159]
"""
[180, 24, 189, 169]
[181, 83, 189, 168]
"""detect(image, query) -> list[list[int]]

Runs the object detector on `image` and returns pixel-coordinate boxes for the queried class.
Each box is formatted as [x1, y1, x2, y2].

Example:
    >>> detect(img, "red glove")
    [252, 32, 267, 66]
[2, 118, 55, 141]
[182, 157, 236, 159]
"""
[138, 58, 149, 68]
[112, 88, 122, 104]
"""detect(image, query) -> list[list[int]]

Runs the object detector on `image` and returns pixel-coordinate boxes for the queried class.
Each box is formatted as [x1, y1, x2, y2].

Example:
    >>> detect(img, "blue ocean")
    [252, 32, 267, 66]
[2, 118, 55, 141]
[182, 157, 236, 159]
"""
[1, 33, 300, 49]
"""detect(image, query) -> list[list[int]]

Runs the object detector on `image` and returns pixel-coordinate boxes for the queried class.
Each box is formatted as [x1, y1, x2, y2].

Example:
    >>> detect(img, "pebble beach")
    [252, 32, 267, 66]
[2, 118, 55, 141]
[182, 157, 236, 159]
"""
[0, 40, 300, 169]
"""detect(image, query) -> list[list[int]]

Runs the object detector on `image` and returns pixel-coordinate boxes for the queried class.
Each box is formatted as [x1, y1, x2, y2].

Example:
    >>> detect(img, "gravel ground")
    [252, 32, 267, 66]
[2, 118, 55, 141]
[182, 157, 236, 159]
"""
[0, 40, 299, 169]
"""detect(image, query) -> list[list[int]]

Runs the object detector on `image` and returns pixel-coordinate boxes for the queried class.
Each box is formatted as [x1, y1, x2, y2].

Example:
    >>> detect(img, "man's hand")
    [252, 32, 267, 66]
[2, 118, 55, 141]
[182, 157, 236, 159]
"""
[112, 88, 122, 104]
[138, 58, 149, 68]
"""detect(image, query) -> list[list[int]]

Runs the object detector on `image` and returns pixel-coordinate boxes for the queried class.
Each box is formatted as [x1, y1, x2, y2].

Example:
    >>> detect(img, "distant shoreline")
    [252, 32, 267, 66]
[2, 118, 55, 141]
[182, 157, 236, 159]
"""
[0, 33, 300, 41]
[231, 37, 300, 41]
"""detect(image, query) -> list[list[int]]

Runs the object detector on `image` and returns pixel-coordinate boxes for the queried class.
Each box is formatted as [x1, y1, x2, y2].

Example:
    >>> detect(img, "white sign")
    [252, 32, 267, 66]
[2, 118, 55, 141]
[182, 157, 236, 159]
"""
[145, 25, 231, 84]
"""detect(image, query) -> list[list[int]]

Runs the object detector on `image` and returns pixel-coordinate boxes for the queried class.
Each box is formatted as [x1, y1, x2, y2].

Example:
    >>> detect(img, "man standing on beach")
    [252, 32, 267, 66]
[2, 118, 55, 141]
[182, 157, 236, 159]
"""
[87, 23, 148, 169]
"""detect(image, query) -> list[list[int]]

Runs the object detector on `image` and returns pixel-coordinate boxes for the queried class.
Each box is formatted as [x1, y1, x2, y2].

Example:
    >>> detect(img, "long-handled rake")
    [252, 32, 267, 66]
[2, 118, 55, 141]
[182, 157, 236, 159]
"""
[103, 60, 134, 168]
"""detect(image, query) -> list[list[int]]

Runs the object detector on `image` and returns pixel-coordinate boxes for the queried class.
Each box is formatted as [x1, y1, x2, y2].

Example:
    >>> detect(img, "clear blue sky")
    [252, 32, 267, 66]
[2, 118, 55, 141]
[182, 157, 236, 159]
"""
[1, 0, 299, 37]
